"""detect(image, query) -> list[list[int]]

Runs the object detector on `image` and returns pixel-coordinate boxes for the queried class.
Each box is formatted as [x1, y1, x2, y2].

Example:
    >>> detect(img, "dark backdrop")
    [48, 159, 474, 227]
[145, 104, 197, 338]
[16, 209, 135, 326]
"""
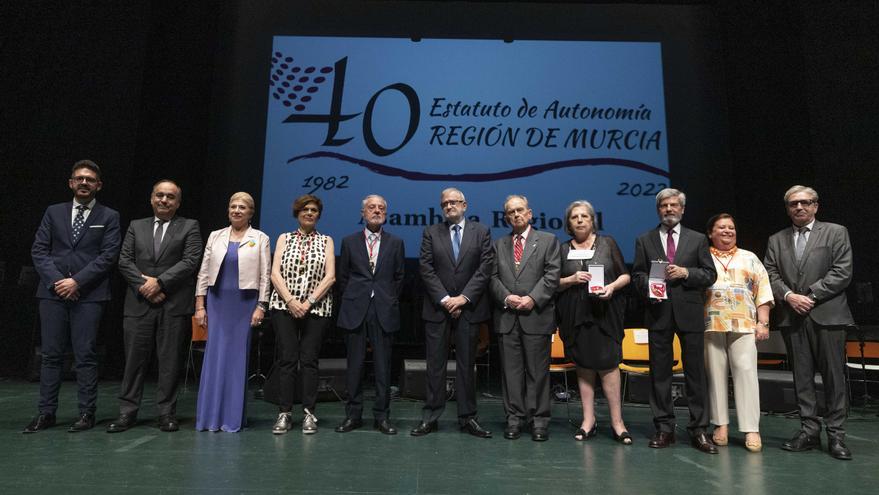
[1, 0, 876, 377]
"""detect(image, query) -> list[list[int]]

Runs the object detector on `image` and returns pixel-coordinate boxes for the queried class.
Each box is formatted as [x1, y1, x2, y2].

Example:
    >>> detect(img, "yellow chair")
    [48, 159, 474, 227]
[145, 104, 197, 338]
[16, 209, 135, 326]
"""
[550, 330, 577, 424]
[619, 328, 683, 402]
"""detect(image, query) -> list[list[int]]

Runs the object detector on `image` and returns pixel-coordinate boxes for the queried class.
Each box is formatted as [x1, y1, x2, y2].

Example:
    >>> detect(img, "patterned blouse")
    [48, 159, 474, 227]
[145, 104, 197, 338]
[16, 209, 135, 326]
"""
[269, 230, 333, 317]
[704, 248, 774, 333]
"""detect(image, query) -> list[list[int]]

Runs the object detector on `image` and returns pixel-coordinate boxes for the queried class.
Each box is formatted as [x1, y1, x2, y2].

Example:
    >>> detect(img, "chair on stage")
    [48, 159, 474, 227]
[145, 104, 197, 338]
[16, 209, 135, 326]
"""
[756, 333, 788, 369]
[550, 330, 577, 425]
[619, 328, 683, 402]
[184, 316, 208, 390]
[845, 324, 879, 407]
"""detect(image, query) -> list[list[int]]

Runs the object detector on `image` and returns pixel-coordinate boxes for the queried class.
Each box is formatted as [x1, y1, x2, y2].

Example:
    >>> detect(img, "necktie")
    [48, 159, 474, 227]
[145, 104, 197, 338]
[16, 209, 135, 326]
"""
[154, 219, 166, 257]
[666, 229, 676, 264]
[72, 204, 88, 242]
[367, 233, 378, 273]
[795, 226, 809, 260]
[513, 234, 523, 263]
[452, 224, 461, 261]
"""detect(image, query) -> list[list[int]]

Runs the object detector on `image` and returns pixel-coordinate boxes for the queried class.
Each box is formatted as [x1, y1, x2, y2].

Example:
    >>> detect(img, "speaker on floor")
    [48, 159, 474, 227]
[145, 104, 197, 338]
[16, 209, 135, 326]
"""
[400, 359, 473, 400]
[262, 358, 347, 405]
[758, 369, 825, 414]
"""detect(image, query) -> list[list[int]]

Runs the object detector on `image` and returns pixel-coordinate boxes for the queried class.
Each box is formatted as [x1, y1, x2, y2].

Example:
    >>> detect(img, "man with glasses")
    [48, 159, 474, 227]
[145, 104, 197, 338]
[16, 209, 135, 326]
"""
[335, 195, 405, 435]
[411, 188, 493, 438]
[764, 185, 854, 460]
[26, 160, 121, 433]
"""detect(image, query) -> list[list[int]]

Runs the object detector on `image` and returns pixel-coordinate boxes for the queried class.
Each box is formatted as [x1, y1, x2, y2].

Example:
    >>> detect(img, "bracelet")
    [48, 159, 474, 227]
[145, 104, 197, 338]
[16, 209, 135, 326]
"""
[196, 308, 205, 312]
[757, 321, 769, 327]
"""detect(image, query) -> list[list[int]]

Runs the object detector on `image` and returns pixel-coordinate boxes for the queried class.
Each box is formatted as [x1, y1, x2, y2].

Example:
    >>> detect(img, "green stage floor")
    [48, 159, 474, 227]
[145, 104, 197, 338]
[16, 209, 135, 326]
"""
[1, 378, 877, 494]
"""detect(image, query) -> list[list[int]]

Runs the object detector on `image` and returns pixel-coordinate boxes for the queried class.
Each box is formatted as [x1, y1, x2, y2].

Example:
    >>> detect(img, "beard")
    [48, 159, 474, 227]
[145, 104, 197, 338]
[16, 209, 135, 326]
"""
[661, 213, 681, 227]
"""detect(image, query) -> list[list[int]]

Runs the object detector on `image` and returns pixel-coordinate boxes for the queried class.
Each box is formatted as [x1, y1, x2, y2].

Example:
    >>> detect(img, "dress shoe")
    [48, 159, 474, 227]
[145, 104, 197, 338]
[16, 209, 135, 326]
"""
[828, 438, 852, 460]
[68, 413, 95, 432]
[273, 412, 293, 435]
[503, 424, 521, 440]
[648, 431, 676, 448]
[106, 413, 137, 433]
[157, 415, 179, 432]
[410, 421, 438, 437]
[531, 426, 549, 442]
[22, 413, 56, 433]
[335, 418, 363, 433]
[781, 431, 820, 452]
[460, 418, 492, 438]
[691, 433, 719, 454]
[374, 419, 397, 435]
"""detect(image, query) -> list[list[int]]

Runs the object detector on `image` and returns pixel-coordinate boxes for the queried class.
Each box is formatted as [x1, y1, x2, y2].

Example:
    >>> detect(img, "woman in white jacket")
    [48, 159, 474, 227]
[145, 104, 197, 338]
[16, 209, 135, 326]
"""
[194, 192, 271, 432]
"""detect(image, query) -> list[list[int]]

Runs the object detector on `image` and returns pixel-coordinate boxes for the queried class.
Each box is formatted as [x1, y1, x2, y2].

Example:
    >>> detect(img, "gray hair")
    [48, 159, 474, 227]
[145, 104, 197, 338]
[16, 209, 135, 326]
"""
[655, 188, 685, 208]
[783, 185, 819, 204]
[503, 194, 528, 212]
[361, 194, 387, 210]
[440, 187, 466, 202]
[564, 200, 596, 236]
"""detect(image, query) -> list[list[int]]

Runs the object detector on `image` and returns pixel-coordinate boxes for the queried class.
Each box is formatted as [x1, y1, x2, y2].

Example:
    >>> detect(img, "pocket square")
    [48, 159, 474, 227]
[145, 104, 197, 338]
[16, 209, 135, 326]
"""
[89, 225, 105, 228]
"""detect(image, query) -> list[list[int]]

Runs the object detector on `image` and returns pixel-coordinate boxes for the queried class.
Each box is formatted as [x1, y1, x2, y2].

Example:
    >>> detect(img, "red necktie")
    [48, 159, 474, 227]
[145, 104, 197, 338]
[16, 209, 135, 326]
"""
[514, 234, 523, 263]
[666, 230, 676, 264]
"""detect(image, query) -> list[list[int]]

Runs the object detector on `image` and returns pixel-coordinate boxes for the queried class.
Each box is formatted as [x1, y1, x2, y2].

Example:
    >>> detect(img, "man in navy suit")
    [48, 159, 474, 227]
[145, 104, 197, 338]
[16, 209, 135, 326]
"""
[632, 188, 717, 453]
[411, 188, 493, 438]
[108, 179, 202, 433]
[25, 160, 121, 433]
[335, 194, 405, 435]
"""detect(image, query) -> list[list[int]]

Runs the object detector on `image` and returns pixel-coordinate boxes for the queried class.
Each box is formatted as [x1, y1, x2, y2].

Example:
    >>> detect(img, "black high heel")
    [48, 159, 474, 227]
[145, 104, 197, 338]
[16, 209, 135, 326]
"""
[613, 430, 633, 445]
[573, 423, 598, 441]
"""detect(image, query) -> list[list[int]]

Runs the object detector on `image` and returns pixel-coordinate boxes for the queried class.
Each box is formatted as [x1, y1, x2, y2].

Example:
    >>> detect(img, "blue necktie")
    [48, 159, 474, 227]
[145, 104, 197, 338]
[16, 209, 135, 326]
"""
[452, 224, 461, 261]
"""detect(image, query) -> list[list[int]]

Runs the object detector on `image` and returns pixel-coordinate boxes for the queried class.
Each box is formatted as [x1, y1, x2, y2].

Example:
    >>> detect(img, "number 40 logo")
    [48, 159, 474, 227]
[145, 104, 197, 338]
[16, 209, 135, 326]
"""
[283, 57, 420, 157]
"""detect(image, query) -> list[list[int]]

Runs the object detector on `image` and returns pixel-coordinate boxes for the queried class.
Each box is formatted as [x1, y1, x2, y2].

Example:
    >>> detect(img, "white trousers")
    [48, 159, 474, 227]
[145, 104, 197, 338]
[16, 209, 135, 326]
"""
[704, 332, 760, 432]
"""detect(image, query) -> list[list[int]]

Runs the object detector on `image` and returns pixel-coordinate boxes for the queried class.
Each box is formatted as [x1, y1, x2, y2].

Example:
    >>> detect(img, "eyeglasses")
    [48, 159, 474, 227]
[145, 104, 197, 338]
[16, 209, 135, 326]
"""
[787, 199, 817, 208]
[71, 176, 98, 184]
[441, 200, 464, 208]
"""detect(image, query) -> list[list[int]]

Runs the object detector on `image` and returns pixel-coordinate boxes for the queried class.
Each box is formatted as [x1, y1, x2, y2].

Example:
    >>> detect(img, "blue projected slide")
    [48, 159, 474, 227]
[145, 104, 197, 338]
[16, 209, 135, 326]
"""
[260, 37, 669, 259]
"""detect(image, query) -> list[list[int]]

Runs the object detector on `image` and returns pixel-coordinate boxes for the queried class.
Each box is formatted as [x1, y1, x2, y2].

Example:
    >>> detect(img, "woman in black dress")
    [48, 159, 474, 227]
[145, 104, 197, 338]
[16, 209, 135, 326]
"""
[556, 200, 632, 443]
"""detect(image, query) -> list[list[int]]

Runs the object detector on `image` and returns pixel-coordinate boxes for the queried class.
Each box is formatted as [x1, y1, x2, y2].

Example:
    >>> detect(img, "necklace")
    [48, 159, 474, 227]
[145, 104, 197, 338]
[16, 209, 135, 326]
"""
[710, 246, 737, 272]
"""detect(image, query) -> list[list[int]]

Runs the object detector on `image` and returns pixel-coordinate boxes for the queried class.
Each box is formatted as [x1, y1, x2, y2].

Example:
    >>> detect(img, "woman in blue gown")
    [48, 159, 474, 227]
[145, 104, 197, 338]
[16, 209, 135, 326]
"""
[194, 192, 271, 432]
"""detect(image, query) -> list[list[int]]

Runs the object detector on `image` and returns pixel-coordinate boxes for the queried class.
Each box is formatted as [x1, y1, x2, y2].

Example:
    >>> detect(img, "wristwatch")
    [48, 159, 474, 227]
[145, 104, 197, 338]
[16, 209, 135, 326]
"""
[307, 296, 317, 305]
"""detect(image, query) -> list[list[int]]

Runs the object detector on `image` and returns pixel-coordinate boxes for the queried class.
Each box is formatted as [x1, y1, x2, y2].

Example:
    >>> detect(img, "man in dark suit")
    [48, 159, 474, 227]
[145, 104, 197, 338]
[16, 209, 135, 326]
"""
[108, 179, 202, 433]
[335, 194, 405, 435]
[490, 195, 560, 442]
[25, 160, 121, 433]
[411, 188, 493, 438]
[764, 185, 854, 460]
[631, 188, 717, 453]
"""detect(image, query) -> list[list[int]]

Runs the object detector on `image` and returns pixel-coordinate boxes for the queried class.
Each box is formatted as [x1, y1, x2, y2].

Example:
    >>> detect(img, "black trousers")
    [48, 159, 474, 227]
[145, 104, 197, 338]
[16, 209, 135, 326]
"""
[782, 318, 848, 439]
[344, 300, 394, 421]
[119, 308, 189, 416]
[273, 311, 328, 412]
[648, 328, 709, 435]
[497, 321, 551, 428]
[38, 299, 104, 415]
[421, 316, 479, 423]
